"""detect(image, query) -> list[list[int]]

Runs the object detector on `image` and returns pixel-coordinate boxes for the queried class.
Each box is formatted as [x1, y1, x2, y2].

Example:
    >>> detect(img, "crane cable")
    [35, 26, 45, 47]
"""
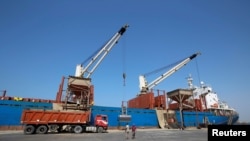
[122, 36, 127, 87]
[121, 35, 127, 102]
[195, 57, 201, 87]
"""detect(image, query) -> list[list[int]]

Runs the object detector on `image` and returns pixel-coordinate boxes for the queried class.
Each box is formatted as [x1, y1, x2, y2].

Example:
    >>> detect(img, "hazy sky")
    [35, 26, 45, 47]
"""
[0, 0, 249, 122]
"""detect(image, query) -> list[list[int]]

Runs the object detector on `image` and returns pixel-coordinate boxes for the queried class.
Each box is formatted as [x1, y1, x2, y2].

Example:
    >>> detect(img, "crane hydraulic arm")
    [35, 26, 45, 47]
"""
[75, 24, 129, 78]
[139, 52, 201, 93]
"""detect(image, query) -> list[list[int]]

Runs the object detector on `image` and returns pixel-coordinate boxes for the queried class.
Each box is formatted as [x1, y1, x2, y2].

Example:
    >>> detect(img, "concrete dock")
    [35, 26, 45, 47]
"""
[0, 128, 208, 141]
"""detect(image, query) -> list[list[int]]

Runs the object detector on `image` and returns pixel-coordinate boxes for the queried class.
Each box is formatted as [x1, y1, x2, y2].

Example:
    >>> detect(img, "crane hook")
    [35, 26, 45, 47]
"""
[123, 73, 126, 86]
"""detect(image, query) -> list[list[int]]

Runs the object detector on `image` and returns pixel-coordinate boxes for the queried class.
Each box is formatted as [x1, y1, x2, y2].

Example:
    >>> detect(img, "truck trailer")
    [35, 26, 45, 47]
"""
[21, 109, 108, 134]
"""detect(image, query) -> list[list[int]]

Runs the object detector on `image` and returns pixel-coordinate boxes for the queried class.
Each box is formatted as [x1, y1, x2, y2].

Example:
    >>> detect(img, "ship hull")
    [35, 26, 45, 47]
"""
[0, 100, 239, 130]
[174, 110, 239, 128]
[0, 100, 53, 130]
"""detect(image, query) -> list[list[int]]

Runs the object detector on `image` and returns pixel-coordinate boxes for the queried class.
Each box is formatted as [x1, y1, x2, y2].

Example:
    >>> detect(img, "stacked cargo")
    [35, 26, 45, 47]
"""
[128, 90, 166, 110]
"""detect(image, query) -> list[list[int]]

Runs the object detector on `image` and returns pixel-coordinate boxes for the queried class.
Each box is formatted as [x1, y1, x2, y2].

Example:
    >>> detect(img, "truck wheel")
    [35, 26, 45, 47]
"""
[24, 125, 35, 135]
[97, 127, 103, 133]
[73, 125, 83, 134]
[49, 124, 58, 132]
[36, 125, 48, 134]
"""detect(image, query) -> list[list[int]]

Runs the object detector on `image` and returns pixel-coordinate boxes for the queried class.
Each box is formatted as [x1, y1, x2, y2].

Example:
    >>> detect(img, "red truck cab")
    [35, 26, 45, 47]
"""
[94, 114, 108, 132]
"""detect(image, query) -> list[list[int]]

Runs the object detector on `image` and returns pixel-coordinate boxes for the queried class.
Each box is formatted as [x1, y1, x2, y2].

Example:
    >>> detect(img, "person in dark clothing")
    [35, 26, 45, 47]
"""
[131, 124, 136, 139]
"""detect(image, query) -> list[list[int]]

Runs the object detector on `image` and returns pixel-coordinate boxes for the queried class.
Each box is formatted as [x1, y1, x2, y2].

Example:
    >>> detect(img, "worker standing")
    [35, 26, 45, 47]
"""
[131, 124, 136, 139]
[125, 123, 130, 139]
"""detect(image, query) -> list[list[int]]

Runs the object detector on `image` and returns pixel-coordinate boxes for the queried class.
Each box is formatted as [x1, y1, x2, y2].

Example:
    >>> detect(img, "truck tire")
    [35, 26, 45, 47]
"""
[73, 125, 83, 134]
[97, 127, 103, 133]
[36, 125, 48, 134]
[24, 125, 35, 135]
[49, 124, 58, 132]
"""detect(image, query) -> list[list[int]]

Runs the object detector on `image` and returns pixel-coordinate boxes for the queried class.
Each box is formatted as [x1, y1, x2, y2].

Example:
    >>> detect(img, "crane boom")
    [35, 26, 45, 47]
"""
[75, 24, 129, 78]
[139, 52, 201, 93]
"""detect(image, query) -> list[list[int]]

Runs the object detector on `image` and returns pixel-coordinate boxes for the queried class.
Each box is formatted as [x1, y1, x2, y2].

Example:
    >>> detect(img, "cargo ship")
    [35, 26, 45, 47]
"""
[0, 24, 239, 130]
[0, 75, 239, 130]
[0, 72, 239, 130]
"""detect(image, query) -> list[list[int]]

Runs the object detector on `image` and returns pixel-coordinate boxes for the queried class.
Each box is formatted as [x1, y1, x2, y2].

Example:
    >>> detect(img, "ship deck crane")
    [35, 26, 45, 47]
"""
[75, 24, 129, 79]
[56, 24, 129, 108]
[139, 52, 201, 94]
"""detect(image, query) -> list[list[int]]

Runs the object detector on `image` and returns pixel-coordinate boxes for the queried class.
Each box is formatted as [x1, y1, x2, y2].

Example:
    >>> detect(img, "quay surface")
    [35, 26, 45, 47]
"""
[0, 128, 208, 141]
